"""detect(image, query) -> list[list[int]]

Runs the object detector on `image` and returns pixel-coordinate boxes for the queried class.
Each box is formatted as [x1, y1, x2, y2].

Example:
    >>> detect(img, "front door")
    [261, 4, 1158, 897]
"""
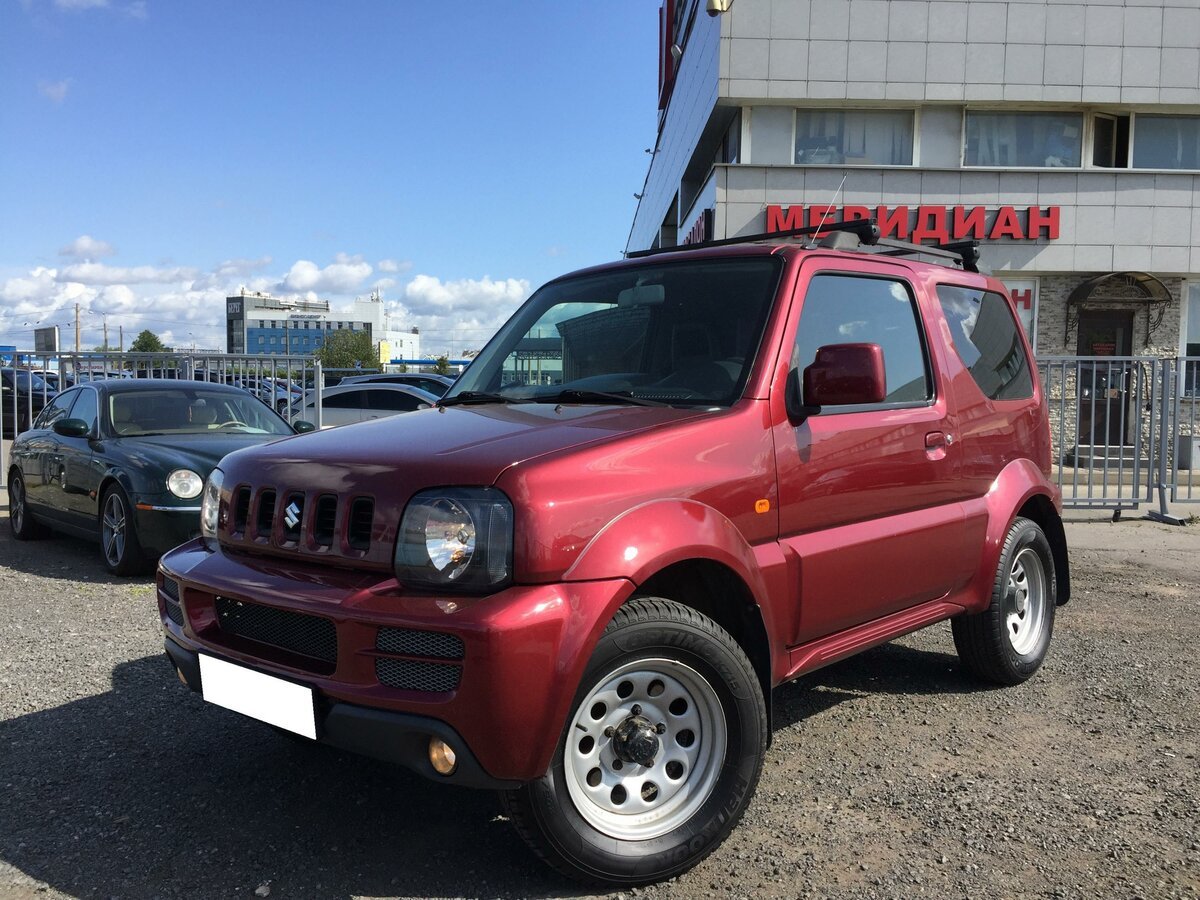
[1076, 310, 1134, 446]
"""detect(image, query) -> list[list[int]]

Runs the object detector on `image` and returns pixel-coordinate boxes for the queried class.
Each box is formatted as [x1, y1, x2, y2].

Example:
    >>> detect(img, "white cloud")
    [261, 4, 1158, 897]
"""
[281, 253, 372, 294]
[391, 274, 531, 354]
[57, 262, 199, 285]
[38, 79, 71, 105]
[376, 258, 412, 274]
[59, 235, 117, 259]
[54, 0, 108, 8]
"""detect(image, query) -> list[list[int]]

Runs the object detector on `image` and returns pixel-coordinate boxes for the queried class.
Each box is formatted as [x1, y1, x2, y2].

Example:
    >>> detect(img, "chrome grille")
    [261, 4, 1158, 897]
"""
[215, 596, 336, 665]
[376, 627, 464, 660]
[375, 658, 461, 693]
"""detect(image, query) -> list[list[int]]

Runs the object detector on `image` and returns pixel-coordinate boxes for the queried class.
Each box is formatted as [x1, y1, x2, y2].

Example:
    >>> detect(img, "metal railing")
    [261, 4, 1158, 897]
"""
[2, 351, 324, 488]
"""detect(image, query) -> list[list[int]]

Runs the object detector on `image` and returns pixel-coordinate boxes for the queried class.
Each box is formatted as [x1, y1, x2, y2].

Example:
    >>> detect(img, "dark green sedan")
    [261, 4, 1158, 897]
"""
[7, 379, 313, 575]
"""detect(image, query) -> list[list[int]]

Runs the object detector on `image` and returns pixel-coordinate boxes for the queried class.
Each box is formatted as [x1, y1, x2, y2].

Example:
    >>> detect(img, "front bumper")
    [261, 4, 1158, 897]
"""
[134, 502, 201, 557]
[163, 635, 515, 788]
[158, 539, 633, 783]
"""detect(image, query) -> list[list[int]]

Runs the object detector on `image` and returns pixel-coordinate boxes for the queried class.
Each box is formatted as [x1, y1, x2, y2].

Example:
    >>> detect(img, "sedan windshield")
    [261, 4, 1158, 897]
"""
[108, 389, 295, 436]
[447, 257, 782, 408]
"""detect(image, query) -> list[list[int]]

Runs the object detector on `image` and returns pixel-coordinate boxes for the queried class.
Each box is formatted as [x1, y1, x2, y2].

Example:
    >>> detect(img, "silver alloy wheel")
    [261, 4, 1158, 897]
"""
[563, 658, 726, 841]
[11, 476, 25, 533]
[102, 491, 128, 568]
[1005, 546, 1047, 655]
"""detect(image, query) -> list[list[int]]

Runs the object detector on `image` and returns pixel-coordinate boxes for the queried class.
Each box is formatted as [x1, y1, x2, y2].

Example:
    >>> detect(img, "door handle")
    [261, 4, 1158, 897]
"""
[925, 431, 946, 449]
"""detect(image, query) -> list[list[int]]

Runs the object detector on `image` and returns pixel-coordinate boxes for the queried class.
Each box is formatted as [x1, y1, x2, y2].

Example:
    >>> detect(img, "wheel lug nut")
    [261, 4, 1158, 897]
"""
[604, 726, 615, 738]
[612, 759, 623, 770]
[631, 704, 642, 716]
[656, 723, 667, 734]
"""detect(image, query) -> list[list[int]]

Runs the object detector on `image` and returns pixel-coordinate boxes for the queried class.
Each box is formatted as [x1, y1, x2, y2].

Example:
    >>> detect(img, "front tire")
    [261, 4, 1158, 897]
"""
[502, 597, 767, 886]
[100, 485, 149, 575]
[9, 471, 48, 540]
[953, 516, 1056, 685]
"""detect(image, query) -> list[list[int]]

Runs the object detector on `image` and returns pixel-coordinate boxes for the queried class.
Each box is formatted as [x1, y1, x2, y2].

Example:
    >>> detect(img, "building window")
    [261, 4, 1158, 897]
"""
[722, 111, 741, 164]
[794, 110, 914, 166]
[964, 112, 1082, 167]
[1133, 115, 1200, 170]
[257, 336, 265, 345]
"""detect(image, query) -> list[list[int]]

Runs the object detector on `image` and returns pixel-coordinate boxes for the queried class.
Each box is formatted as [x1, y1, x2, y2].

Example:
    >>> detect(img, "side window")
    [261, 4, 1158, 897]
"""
[33, 390, 78, 430]
[794, 274, 932, 406]
[67, 388, 99, 433]
[369, 391, 425, 411]
[937, 285, 1034, 400]
[325, 390, 366, 409]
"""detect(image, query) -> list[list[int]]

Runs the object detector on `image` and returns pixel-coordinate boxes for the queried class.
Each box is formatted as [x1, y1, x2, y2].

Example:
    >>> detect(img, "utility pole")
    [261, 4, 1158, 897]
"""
[119, 325, 124, 351]
[74, 303, 80, 353]
[103, 316, 109, 352]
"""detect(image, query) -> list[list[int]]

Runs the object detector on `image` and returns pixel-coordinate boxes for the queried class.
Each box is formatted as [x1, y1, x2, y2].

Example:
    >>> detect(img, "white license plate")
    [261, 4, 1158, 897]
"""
[199, 655, 317, 739]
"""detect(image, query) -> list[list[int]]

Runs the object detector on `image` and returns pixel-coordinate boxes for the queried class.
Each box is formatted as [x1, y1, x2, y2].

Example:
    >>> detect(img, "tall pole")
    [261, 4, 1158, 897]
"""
[74, 303, 80, 353]
[119, 325, 124, 351]
[103, 316, 109, 352]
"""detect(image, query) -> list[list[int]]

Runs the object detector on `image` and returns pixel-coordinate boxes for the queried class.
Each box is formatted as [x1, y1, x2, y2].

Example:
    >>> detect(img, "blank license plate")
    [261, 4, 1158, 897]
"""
[199, 655, 317, 739]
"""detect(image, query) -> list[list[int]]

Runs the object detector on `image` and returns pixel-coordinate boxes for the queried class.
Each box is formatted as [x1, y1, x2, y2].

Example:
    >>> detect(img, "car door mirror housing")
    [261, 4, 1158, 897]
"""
[292, 420, 317, 434]
[52, 418, 91, 438]
[802, 343, 887, 407]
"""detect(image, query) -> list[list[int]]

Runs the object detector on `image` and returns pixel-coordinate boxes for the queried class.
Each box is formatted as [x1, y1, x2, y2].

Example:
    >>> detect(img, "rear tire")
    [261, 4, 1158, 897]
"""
[100, 484, 150, 576]
[9, 471, 48, 540]
[953, 516, 1056, 685]
[502, 597, 767, 886]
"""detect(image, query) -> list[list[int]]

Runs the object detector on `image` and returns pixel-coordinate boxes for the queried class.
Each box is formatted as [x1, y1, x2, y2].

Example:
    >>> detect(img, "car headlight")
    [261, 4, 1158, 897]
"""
[394, 488, 513, 592]
[167, 468, 204, 500]
[200, 468, 224, 542]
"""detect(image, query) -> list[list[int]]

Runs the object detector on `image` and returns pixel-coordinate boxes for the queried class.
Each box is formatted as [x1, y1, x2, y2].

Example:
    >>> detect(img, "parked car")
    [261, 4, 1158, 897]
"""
[0, 368, 57, 437]
[337, 372, 455, 397]
[7, 379, 314, 574]
[156, 221, 1068, 885]
[299, 382, 436, 427]
[236, 377, 304, 413]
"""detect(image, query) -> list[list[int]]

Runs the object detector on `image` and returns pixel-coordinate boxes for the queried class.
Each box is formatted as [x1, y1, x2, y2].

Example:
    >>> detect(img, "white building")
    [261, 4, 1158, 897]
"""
[225, 289, 420, 364]
[629, 0, 1200, 372]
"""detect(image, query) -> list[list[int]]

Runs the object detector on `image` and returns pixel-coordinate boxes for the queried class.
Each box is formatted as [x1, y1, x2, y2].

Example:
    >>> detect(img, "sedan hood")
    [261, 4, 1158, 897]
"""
[111, 432, 296, 479]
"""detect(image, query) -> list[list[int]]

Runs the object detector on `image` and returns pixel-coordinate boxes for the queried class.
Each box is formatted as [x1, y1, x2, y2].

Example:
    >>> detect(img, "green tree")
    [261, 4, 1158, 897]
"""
[316, 329, 378, 370]
[433, 354, 451, 376]
[129, 329, 167, 353]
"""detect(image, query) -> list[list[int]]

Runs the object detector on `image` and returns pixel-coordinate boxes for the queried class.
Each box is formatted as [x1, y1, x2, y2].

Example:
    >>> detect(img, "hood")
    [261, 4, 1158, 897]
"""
[111, 432, 296, 481]
[220, 402, 708, 488]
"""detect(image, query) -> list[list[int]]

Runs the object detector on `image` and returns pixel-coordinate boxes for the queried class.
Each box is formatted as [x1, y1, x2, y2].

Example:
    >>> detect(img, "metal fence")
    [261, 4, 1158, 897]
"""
[4, 350, 1198, 521]
[1039, 356, 1198, 522]
[2, 351, 324, 488]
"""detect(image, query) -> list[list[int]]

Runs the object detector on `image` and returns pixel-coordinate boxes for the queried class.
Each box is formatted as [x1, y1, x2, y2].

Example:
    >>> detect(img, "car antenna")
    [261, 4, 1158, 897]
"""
[806, 172, 848, 248]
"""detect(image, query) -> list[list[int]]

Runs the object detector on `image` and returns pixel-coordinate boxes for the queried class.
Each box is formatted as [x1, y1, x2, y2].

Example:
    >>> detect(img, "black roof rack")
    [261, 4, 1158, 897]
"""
[625, 218, 980, 273]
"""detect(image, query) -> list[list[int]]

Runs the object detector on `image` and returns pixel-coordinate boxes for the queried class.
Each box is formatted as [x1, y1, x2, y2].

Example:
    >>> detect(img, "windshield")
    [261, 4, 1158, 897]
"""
[448, 257, 782, 408]
[3, 370, 52, 392]
[107, 389, 295, 436]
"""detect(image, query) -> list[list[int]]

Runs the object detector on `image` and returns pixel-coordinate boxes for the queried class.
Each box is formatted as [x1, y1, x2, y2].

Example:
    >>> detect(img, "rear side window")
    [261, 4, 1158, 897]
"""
[937, 285, 1034, 400]
[794, 274, 932, 405]
[370, 390, 426, 411]
[326, 391, 367, 409]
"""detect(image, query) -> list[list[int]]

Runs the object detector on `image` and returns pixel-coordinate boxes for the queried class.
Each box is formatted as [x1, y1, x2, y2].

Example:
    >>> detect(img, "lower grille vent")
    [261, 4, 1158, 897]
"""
[376, 628, 464, 659]
[375, 658, 461, 693]
[215, 597, 336, 665]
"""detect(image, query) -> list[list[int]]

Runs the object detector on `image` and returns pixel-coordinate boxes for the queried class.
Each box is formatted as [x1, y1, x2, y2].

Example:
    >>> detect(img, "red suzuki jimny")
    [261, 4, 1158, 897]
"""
[158, 220, 1069, 885]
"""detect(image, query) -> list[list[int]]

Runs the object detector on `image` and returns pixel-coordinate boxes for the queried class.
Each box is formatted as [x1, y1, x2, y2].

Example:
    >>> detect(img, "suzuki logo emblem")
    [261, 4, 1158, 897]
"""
[284, 501, 302, 529]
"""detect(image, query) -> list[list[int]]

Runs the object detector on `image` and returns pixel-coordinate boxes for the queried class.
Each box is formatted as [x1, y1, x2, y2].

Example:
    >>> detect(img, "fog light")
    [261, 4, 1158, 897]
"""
[428, 737, 458, 776]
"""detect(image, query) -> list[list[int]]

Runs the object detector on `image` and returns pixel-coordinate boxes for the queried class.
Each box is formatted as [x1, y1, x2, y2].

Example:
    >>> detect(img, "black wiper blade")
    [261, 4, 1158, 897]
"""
[438, 391, 518, 407]
[542, 389, 667, 407]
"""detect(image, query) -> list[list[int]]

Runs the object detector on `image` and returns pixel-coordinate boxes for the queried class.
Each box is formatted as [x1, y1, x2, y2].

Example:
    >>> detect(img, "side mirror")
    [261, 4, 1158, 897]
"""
[787, 343, 886, 423]
[53, 418, 91, 438]
[292, 420, 317, 434]
[804, 343, 887, 406]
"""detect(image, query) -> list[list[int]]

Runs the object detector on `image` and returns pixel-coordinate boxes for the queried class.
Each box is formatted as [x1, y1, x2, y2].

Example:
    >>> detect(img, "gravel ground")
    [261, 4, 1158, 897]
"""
[1, 501, 1198, 900]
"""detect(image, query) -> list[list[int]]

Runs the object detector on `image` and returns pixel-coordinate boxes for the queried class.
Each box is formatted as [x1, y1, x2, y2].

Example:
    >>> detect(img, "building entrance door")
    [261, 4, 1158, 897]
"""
[1076, 309, 1134, 446]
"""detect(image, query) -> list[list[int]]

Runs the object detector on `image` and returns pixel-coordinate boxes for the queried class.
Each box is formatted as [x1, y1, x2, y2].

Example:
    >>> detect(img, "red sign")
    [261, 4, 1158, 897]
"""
[683, 209, 714, 246]
[765, 205, 1060, 242]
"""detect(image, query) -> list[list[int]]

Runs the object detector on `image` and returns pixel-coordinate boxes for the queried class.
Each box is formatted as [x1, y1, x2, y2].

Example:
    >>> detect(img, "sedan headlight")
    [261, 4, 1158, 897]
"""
[167, 468, 204, 500]
[200, 468, 224, 541]
[395, 488, 513, 592]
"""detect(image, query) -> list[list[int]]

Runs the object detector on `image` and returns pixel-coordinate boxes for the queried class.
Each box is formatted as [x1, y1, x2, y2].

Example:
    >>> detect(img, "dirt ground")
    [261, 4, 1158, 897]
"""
[1, 495, 1198, 900]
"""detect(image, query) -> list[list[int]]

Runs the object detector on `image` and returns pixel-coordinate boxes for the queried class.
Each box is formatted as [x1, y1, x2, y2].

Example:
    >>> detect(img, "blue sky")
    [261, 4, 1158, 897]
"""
[0, 0, 659, 355]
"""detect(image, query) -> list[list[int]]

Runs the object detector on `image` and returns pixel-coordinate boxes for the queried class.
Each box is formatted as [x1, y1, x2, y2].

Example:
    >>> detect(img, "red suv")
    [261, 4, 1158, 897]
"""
[158, 222, 1068, 885]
